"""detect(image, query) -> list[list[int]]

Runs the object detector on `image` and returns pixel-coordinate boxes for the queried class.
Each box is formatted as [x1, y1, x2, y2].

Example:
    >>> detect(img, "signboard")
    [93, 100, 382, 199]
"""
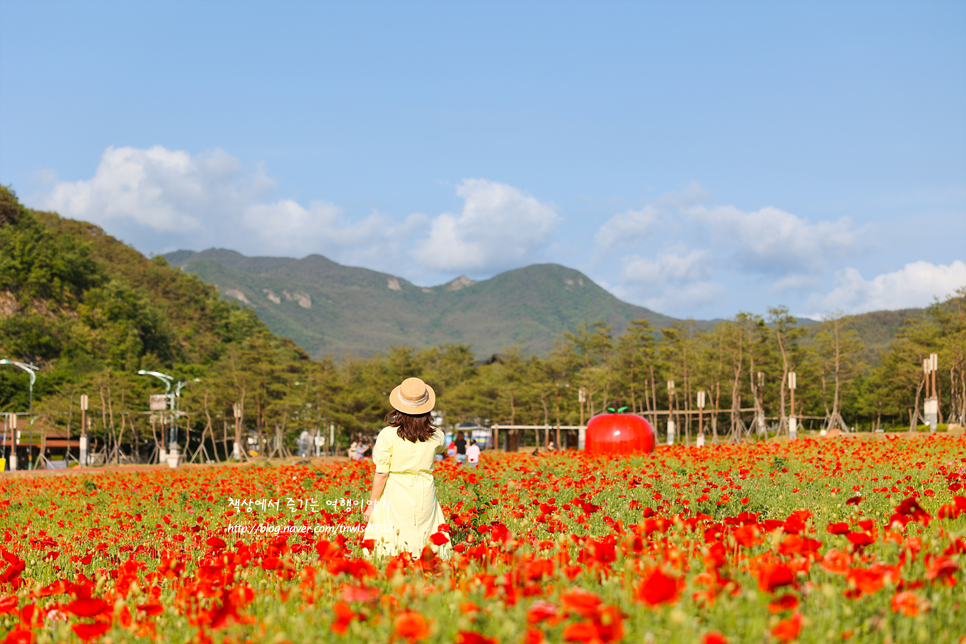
[149, 395, 169, 411]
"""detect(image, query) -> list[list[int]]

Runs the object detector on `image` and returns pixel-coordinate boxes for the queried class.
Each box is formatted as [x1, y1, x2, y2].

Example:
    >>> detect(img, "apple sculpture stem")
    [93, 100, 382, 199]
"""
[585, 407, 656, 455]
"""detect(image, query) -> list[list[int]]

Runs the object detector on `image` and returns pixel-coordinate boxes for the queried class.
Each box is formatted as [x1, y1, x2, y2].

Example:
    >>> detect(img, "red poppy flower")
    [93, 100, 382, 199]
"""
[636, 568, 680, 606]
[771, 612, 802, 642]
[826, 522, 850, 535]
[330, 601, 354, 635]
[847, 567, 884, 596]
[925, 555, 958, 585]
[561, 588, 602, 617]
[562, 621, 601, 643]
[845, 532, 874, 547]
[823, 550, 851, 575]
[703, 633, 727, 644]
[768, 594, 799, 613]
[757, 562, 795, 593]
[394, 611, 430, 643]
[523, 628, 545, 644]
[891, 591, 928, 616]
[429, 532, 449, 546]
[136, 600, 164, 617]
[65, 597, 112, 618]
[0, 595, 17, 615]
[205, 536, 227, 549]
[2, 627, 34, 644]
[894, 497, 931, 525]
[527, 600, 560, 624]
[71, 622, 111, 642]
[340, 584, 380, 603]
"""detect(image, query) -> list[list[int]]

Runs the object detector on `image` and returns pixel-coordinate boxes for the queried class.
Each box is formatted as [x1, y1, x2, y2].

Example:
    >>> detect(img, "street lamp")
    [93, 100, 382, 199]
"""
[0, 359, 38, 413]
[138, 370, 173, 393]
[137, 370, 199, 466]
[1, 359, 38, 471]
[171, 378, 201, 446]
[667, 380, 675, 446]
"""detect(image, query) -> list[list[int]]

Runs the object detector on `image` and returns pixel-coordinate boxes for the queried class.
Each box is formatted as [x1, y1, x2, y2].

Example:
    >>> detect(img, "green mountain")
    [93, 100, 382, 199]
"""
[165, 249, 682, 358]
[0, 186, 310, 415]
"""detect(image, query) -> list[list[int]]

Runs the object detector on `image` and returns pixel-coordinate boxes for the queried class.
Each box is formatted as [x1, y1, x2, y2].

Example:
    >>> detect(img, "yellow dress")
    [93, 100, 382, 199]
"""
[363, 426, 452, 560]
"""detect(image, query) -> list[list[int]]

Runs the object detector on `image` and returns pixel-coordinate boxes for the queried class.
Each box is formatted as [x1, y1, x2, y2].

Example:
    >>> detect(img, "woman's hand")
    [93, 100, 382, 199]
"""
[364, 472, 389, 524]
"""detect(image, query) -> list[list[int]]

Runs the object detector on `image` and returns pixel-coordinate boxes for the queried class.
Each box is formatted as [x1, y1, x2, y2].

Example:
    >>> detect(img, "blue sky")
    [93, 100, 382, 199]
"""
[2, 0, 964, 320]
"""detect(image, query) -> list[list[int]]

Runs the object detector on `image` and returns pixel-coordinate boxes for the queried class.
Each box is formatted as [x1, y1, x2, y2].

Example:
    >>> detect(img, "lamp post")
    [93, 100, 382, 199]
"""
[667, 380, 675, 446]
[137, 371, 200, 467]
[171, 378, 200, 447]
[696, 390, 706, 447]
[924, 354, 939, 432]
[0, 359, 38, 414]
[138, 370, 174, 465]
[577, 388, 587, 450]
[788, 372, 797, 439]
[1, 359, 38, 471]
[6, 412, 16, 471]
[79, 394, 89, 467]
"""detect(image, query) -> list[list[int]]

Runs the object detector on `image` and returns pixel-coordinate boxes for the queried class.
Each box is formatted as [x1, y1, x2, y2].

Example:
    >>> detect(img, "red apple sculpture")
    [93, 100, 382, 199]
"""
[585, 407, 655, 455]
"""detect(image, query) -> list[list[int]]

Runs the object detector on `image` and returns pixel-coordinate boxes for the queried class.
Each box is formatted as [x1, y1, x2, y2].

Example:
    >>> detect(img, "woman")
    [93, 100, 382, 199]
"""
[362, 377, 452, 560]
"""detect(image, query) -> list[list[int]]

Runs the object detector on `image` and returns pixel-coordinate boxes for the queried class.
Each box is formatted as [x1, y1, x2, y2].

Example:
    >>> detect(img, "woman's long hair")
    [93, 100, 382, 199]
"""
[384, 410, 436, 442]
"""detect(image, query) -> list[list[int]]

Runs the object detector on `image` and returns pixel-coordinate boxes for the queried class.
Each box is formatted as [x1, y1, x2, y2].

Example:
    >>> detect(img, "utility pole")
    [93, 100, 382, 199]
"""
[925, 353, 939, 432]
[233, 403, 243, 460]
[667, 380, 675, 446]
[8, 413, 16, 471]
[80, 394, 89, 467]
[696, 390, 706, 447]
[578, 388, 586, 427]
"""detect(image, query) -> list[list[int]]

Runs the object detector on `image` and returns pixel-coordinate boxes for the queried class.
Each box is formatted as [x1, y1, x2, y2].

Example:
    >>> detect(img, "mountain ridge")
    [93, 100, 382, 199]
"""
[165, 249, 683, 358]
[164, 248, 935, 363]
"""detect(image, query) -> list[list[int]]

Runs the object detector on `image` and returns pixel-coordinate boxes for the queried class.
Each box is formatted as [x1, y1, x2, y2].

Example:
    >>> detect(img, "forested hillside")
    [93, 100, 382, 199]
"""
[165, 249, 681, 358]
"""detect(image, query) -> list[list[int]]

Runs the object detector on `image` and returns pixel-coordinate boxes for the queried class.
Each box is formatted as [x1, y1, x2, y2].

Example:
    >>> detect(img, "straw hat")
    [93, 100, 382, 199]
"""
[389, 377, 436, 415]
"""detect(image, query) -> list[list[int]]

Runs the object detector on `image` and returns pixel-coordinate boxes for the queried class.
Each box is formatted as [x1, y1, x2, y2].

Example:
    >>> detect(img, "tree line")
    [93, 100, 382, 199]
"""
[2, 185, 964, 460]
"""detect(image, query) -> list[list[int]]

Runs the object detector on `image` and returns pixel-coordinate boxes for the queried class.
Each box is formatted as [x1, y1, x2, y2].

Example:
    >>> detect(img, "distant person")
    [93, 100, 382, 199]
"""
[298, 430, 310, 458]
[455, 431, 467, 465]
[447, 440, 457, 460]
[466, 439, 481, 467]
[547, 441, 557, 452]
[349, 440, 359, 460]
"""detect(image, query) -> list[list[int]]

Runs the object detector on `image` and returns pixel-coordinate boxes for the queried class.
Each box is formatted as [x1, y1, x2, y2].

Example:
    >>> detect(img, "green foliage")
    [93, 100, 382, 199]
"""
[1, 185, 964, 459]
[0, 186, 103, 308]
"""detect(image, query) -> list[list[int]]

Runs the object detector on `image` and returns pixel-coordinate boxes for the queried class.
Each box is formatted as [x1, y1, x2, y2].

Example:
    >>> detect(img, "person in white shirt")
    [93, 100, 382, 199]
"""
[466, 439, 481, 467]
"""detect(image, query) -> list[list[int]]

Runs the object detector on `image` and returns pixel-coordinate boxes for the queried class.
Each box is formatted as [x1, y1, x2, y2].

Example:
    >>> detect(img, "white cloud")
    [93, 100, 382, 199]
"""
[29, 146, 560, 283]
[594, 205, 660, 251]
[39, 146, 274, 232]
[806, 261, 966, 315]
[241, 200, 429, 259]
[621, 246, 710, 284]
[594, 182, 709, 253]
[611, 246, 721, 311]
[31, 145, 435, 272]
[414, 179, 559, 274]
[688, 203, 858, 273]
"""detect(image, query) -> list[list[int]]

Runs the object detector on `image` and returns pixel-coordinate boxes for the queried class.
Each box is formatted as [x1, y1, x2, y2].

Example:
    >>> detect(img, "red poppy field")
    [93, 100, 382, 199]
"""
[2, 436, 966, 644]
